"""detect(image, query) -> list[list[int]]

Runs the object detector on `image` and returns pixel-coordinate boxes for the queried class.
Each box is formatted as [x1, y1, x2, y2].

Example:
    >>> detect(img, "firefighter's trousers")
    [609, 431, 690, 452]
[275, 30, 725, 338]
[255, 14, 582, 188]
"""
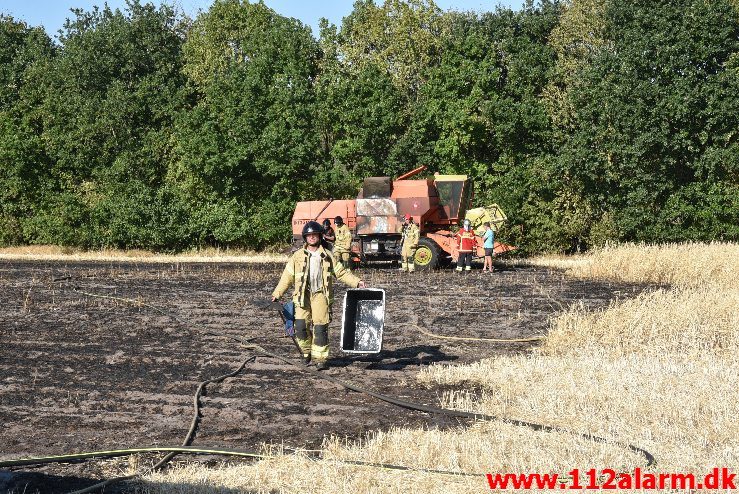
[334, 251, 351, 269]
[401, 245, 416, 272]
[456, 252, 472, 271]
[295, 291, 331, 362]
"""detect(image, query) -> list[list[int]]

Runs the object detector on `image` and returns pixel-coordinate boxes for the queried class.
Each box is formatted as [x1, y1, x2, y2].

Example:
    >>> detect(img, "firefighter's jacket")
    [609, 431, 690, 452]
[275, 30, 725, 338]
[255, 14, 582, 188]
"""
[456, 228, 477, 252]
[334, 224, 352, 253]
[401, 222, 420, 249]
[272, 245, 360, 308]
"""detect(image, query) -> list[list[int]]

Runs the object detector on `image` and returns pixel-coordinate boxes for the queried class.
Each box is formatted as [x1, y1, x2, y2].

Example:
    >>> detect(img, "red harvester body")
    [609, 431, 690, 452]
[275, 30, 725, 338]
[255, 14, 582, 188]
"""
[291, 166, 514, 269]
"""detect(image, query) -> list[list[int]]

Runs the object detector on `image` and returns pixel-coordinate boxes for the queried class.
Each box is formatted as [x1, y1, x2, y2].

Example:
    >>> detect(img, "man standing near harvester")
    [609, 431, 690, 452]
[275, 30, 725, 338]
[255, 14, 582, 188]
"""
[399, 214, 419, 273]
[271, 221, 365, 370]
[333, 216, 352, 269]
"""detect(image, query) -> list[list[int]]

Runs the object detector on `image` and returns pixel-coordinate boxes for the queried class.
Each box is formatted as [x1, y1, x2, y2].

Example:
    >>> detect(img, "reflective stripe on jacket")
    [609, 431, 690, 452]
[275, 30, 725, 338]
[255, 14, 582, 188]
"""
[401, 223, 420, 249]
[456, 229, 477, 252]
[334, 224, 352, 253]
[272, 245, 360, 307]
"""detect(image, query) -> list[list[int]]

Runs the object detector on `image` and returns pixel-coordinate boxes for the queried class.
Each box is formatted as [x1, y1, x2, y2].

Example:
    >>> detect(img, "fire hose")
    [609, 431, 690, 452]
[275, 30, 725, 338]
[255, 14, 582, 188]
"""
[0, 287, 656, 494]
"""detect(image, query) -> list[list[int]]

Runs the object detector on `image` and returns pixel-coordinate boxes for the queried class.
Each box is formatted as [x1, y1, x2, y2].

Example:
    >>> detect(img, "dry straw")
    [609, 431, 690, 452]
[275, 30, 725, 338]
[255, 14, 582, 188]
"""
[541, 287, 739, 357]
[135, 242, 738, 492]
[0, 245, 288, 263]
[517, 241, 739, 289]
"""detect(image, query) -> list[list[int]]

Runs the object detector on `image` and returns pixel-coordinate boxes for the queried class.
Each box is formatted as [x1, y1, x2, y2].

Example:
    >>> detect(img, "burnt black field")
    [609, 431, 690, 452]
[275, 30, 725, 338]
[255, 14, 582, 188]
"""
[0, 259, 647, 493]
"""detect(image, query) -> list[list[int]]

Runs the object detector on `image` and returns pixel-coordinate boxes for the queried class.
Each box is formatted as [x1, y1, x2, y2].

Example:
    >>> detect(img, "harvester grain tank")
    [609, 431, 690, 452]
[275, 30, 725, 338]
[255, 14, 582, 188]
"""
[291, 166, 513, 269]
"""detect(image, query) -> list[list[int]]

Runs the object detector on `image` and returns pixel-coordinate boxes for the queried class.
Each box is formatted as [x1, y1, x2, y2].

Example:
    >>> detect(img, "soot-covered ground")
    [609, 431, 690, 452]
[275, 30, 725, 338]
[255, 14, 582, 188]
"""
[0, 259, 647, 493]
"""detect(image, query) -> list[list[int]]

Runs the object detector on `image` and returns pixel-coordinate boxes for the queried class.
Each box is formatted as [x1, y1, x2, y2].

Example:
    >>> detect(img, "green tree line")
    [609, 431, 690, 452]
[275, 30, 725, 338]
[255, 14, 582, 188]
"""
[1, 0, 737, 253]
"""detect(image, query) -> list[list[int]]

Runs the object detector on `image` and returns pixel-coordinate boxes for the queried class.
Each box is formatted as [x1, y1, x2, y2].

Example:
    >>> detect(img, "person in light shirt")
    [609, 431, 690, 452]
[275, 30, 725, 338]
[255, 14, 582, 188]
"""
[481, 222, 495, 273]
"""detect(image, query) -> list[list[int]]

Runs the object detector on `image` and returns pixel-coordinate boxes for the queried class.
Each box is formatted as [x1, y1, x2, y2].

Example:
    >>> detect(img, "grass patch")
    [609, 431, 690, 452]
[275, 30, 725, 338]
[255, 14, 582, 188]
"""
[0, 245, 288, 263]
[513, 241, 739, 289]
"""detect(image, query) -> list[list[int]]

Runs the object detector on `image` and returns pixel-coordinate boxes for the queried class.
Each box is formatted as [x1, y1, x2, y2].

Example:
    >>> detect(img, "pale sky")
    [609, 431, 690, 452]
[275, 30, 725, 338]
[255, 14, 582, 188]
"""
[1, 0, 526, 38]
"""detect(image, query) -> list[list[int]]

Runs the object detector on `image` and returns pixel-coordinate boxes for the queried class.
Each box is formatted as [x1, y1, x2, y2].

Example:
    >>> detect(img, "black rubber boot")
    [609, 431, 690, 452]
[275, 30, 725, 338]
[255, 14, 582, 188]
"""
[302, 354, 311, 364]
[315, 361, 329, 371]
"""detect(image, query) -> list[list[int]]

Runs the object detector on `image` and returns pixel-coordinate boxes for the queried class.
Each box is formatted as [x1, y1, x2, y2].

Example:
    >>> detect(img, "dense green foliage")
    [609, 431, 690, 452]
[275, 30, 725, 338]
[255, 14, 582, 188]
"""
[1, 0, 737, 252]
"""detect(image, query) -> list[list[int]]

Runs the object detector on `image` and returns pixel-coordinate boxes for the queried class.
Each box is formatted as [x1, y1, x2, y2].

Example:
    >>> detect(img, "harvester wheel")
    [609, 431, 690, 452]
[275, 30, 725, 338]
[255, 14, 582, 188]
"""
[414, 238, 440, 270]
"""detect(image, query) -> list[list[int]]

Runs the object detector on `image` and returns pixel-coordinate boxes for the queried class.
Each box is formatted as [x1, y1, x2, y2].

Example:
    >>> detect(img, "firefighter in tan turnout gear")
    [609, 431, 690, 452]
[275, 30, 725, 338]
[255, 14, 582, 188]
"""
[399, 214, 420, 272]
[333, 216, 353, 268]
[271, 221, 365, 370]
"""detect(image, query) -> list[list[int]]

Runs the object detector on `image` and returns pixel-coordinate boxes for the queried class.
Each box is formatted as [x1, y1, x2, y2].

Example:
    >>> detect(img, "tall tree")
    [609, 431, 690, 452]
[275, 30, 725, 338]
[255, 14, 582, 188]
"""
[314, 19, 407, 191]
[23, 1, 189, 248]
[0, 16, 54, 244]
[174, 0, 320, 247]
[389, 4, 561, 251]
[560, 0, 739, 245]
[339, 0, 448, 98]
[544, 0, 606, 131]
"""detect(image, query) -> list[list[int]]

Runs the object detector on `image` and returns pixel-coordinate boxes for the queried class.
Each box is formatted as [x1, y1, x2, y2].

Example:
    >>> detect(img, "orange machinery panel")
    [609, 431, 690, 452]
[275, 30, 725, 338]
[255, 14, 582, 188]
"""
[390, 178, 437, 199]
[391, 179, 439, 227]
[291, 200, 356, 236]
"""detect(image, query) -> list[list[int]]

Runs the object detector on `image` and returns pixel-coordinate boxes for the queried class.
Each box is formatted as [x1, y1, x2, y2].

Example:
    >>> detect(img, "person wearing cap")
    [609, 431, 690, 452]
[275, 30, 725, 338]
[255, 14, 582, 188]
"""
[455, 219, 477, 272]
[333, 216, 353, 268]
[399, 214, 420, 272]
[272, 221, 365, 370]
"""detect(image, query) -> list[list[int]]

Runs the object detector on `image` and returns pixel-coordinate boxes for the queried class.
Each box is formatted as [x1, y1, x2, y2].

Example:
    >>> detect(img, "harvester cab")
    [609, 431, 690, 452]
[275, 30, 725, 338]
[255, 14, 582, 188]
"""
[433, 175, 473, 224]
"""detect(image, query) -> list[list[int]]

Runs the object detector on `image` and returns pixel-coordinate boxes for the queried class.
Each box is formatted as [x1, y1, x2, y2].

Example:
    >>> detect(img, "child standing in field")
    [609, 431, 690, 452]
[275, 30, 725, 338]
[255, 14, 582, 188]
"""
[482, 222, 495, 272]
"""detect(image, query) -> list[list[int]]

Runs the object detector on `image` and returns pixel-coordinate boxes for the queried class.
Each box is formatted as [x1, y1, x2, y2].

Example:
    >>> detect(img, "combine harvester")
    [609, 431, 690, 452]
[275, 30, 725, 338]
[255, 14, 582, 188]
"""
[291, 166, 514, 269]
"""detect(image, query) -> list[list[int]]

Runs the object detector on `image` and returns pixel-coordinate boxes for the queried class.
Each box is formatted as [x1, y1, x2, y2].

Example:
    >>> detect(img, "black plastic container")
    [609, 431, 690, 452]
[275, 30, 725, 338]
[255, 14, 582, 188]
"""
[340, 288, 385, 354]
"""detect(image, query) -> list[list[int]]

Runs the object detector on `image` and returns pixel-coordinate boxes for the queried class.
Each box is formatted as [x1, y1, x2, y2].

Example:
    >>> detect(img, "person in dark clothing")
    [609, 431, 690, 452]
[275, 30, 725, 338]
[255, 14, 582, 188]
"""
[322, 219, 336, 250]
